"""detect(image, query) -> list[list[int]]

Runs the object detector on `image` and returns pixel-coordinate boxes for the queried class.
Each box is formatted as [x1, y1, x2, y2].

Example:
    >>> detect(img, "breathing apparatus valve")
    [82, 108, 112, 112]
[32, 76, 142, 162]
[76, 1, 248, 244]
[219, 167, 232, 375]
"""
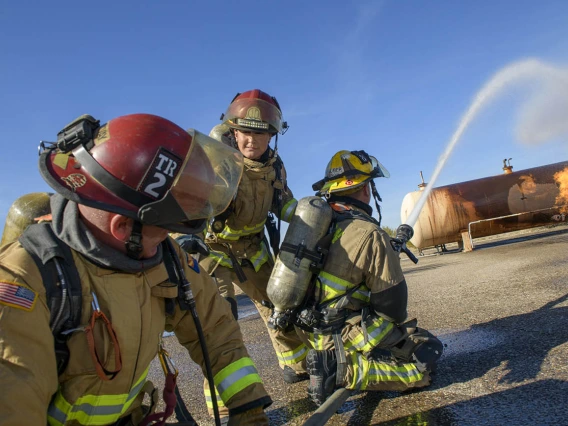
[268, 309, 292, 331]
[390, 224, 419, 264]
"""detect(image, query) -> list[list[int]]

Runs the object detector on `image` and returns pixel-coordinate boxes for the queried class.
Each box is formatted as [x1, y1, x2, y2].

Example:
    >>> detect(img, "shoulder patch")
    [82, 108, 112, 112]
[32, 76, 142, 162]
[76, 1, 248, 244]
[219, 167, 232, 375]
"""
[0, 281, 37, 311]
[187, 255, 200, 273]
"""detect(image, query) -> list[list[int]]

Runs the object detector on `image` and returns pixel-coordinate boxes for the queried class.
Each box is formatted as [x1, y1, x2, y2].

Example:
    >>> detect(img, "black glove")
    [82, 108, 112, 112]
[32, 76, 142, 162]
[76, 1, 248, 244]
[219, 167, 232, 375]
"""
[175, 234, 210, 256]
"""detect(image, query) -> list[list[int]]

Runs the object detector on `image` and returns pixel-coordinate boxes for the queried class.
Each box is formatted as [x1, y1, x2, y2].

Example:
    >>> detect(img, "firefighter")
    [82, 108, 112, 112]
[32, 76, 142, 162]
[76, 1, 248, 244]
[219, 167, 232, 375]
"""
[0, 114, 271, 425]
[296, 150, 444, 406]
[199, 89, 310, 386]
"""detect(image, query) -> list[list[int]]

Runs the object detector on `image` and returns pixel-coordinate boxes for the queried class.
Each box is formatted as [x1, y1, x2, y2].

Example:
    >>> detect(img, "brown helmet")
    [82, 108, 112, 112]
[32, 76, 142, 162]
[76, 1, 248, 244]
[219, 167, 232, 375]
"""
[221, 89, 287, 135]
[39, 114, 243, 234]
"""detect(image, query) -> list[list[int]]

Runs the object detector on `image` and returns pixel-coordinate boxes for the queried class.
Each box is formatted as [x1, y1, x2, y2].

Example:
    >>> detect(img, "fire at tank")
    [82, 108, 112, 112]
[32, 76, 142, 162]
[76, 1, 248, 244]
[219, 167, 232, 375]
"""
[400, 160, 568, 250]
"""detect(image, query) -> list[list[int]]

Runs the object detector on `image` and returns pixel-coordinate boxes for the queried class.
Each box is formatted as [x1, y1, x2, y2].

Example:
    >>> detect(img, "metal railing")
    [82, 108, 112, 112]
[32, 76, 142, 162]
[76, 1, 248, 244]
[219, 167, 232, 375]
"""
[467, 206, 566, 249]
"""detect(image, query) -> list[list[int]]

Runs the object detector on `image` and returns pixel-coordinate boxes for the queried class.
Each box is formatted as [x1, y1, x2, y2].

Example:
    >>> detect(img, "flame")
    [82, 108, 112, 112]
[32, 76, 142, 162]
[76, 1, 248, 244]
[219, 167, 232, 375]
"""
[553, 167, 568, 213]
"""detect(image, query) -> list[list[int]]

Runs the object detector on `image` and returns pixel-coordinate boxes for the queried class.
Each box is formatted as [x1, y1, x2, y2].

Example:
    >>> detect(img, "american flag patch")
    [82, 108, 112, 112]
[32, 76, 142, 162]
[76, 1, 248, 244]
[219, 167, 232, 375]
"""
[0, 282, 37, 311]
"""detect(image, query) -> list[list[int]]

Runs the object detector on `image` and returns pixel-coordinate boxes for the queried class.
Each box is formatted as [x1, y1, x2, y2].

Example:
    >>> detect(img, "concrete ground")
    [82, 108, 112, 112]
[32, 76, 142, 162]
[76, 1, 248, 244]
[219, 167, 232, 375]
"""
[149, 224, 568, 425]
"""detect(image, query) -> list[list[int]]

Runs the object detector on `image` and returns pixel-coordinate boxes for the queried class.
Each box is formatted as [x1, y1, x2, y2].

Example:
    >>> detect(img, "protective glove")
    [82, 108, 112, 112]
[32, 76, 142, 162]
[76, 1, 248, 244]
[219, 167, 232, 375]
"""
[175, 234, 210, 256]
[227, 406, 269, 426]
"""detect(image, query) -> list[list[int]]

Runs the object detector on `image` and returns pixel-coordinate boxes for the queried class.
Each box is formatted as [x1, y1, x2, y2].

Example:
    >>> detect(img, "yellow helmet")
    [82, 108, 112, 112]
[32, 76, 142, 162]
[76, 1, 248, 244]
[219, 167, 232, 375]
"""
[312, 150, 390, 196]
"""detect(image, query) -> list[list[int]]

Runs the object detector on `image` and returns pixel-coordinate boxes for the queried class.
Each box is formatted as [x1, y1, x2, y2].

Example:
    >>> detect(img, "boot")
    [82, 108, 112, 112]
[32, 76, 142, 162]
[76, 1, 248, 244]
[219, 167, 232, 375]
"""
[282, 366, 309, 384]
[306, 349, 338, 406]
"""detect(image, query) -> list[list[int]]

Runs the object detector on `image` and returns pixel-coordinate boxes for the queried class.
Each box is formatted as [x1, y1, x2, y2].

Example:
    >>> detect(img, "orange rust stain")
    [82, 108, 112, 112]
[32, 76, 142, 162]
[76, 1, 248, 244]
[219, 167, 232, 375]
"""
[553, 167, 568, 213]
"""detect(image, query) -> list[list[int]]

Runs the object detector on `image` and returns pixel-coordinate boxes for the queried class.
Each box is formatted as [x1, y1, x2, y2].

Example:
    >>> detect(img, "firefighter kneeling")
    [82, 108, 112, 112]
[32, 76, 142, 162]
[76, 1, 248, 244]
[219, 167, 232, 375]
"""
[267, 150, 443, 406]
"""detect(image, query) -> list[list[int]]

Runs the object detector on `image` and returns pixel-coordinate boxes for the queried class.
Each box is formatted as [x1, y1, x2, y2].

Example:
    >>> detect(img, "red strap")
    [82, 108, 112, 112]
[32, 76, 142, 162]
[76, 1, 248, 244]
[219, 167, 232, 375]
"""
[139, 373, 178, 426]
[84, 310, 122, 380]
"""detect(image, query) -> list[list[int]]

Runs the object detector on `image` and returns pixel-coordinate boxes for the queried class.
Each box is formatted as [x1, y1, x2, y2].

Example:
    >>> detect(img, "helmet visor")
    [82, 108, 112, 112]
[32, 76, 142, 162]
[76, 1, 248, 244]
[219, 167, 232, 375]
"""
[224, 98, 282, 133]
[369, 156, 390, 179]
[170, 130, 244, 220]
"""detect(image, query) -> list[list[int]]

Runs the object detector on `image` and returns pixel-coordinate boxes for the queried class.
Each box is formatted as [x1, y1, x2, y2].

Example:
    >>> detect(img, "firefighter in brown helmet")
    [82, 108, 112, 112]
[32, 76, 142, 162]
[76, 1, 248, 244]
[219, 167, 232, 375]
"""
[198, 90, 310, 391]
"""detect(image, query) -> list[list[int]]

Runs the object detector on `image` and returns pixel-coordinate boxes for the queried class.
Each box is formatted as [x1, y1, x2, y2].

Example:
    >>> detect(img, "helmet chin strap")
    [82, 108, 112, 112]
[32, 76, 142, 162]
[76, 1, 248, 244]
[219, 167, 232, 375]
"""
[369, 180, 383, 227]
[125, 220, 144, 259]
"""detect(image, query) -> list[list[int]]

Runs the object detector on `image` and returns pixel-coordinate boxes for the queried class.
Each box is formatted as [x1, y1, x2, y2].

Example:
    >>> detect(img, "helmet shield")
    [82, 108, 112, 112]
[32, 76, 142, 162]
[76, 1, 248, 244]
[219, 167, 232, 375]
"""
[138, 130, 244, 227]
[312, 150, 390, 196]
[39, 114, 243, 233]
[224, 97, 282, 134]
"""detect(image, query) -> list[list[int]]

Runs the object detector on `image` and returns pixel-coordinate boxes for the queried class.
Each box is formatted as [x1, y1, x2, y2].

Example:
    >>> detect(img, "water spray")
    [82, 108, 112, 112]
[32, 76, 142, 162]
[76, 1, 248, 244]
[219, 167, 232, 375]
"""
[405, 58, 568, 229]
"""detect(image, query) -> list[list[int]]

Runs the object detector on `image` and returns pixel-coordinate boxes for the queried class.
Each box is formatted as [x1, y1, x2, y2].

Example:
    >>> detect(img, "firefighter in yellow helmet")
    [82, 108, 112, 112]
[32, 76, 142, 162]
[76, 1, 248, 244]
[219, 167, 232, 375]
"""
[0, 114, 271, 425]
[296, 150, 443, 405]
[198, 90, 310, 389]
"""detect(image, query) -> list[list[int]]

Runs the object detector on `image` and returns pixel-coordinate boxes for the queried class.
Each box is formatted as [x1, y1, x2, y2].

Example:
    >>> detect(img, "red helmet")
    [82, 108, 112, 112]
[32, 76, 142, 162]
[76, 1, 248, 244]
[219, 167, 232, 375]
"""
[39, 114, 243, 234]
[222, 89, 287, 135]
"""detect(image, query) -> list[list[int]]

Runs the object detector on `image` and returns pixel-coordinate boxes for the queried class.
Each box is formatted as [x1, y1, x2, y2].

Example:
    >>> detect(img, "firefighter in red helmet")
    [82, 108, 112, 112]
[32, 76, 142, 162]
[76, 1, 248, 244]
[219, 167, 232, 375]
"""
[0, 114, 271, 425]
[197, 89, 310, 394]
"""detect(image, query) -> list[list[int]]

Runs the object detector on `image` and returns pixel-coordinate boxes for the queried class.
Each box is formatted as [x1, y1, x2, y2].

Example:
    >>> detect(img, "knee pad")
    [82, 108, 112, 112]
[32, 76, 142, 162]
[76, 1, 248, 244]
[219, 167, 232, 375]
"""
[390, 328, 443, 372]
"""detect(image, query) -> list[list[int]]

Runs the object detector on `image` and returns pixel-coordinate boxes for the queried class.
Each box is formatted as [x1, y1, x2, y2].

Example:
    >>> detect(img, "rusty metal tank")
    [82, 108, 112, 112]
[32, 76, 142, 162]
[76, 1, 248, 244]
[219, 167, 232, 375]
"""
[400, 161, 568, 249]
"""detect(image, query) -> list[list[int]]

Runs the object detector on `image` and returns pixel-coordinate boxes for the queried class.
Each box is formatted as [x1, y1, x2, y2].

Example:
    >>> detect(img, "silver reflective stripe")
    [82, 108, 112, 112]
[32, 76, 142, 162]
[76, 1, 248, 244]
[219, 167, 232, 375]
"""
[47, 405, 66, 424]
[354, 353, 365, 390]
[216, 365, 258, 396]
[251, 244, 269, 270]
[368, 366, 422, 380]
[354, 288, 370, 300]
[47, 373, 146, 423]
[210, 250, 233, 267]
[352, 320, 390, 350]
[281, 199, 297, 222]
[318, 274, 347, 293]
[70, 403, 122, 416]
[279, 345, 308, 362]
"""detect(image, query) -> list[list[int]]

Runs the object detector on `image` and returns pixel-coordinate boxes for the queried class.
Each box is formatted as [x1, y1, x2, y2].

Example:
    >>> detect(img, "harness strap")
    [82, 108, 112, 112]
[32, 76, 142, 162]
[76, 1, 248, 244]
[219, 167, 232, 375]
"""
[19, 222, 82, 375]
[139, 373, 178, 426]
[332, 332, 347, 387]
[226, 247, 248, 283]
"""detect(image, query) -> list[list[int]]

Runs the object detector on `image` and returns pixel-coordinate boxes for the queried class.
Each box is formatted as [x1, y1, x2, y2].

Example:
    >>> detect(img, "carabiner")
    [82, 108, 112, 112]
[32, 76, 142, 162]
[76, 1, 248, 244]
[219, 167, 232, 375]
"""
[91, 292, 101, 312]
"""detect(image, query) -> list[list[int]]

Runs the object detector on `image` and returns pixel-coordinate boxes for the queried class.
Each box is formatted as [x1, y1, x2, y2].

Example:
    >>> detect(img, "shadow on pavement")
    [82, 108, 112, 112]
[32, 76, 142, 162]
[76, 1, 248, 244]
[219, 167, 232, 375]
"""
[371, 379, 568, 426]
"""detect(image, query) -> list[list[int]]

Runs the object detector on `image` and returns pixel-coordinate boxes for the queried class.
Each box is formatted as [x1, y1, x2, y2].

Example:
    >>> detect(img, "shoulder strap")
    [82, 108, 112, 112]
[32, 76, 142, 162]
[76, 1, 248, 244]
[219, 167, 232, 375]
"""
[19, 223, 83, 374]
[334, 209, 380, 227]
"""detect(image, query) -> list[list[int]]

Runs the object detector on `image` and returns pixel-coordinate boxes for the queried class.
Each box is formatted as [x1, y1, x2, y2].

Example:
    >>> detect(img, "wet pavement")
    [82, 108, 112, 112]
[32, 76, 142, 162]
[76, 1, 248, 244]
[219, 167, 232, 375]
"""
[148, 225, 568, 425]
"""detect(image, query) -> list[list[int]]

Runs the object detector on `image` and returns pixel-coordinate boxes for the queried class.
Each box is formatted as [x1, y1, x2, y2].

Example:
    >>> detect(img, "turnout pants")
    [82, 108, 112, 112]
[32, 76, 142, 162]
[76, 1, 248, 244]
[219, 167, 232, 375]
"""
[296, 313, 431, 392]
[201, 259, 308, 417]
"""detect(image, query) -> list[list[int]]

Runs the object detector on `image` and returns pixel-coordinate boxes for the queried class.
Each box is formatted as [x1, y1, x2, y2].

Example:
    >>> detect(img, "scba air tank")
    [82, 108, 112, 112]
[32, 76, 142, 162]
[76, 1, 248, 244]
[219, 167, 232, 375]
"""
[267, 196, 333, 317]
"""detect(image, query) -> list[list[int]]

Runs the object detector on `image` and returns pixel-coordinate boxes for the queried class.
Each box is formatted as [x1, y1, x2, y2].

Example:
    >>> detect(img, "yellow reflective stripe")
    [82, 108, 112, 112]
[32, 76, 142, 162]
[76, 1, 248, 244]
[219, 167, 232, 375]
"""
[204, 387, 226, 408]
[208, 250, 233, 268]
[217, 220, 266, 241]
[309, 332, 325, 351]
[48, 367, 149, 426]
[317, 271, 370, 304]
[349, 351, 369, 390]
[344, 316, 393, 353]
[250, 242, 271, 272]
[276, 343, 309, 366]
[367, 361, 424, 385]
[213, 357, 262, 403]
[331, 228, 343, 244]
[280, 198, 297, 222]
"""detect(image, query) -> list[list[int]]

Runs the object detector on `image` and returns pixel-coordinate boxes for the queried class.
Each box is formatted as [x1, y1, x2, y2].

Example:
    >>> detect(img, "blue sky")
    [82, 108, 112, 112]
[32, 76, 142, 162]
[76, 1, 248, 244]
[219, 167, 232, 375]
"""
[1, 0, 568, 231]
